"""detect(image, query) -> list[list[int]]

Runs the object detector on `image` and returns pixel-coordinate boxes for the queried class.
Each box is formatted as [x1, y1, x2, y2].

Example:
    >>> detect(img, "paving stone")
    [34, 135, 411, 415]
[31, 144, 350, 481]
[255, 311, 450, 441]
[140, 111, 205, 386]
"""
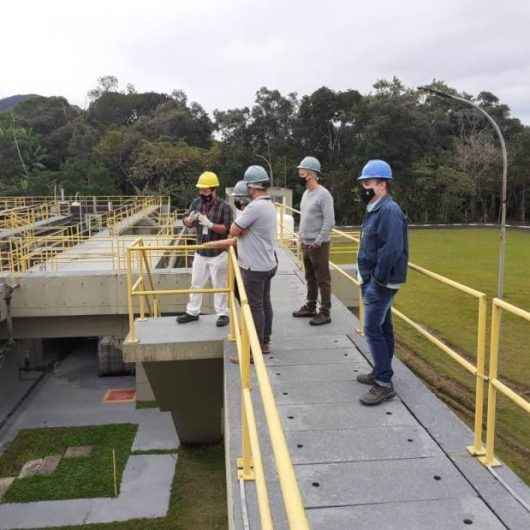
[64, 445, 94, 458]
[18, 455, 61, 478]
[0, 477, 15, 501]
[307, 497, 505, 530]
[18, 459, 45, 478]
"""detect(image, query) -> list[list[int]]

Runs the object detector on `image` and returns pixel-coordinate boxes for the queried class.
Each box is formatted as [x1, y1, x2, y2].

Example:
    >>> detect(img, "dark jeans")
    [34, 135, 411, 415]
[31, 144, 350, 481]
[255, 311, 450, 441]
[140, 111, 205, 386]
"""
[361, 281, 397, 385]
[303, 242, 331, 315]
[241, 267, 276, 346]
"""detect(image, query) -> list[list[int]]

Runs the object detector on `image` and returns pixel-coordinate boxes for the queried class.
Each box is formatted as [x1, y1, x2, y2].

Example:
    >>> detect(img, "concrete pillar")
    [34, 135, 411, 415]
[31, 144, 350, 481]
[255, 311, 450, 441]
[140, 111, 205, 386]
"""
[143, 358, 223, 445]
[97, 336, 134, 376]
[136, 362, 155, 402]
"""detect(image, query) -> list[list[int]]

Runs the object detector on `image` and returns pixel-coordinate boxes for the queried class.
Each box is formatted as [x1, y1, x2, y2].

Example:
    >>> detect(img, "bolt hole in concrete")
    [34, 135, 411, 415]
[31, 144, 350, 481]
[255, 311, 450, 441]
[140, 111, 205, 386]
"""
[283, 392, 288, 395]
[386, 411, 392, 415]
[288, 416, 294, 419]
[407, 438, 413, 442]
[312, 482, 320, 487]
[276, 373, 281, 376]
[433, 475, 442, 481]
[344, 353, 348, 357]
[297, 444, 304, 449]
[463, 519, 473, 525]
[353, 369, 358, 373]
[269, 356, 274, 359]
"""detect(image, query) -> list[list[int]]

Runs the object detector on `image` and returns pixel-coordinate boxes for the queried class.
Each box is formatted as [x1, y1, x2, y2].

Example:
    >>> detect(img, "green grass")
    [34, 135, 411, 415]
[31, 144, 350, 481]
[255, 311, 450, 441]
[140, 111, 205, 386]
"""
[0, 424, 137, 503]
[135, 400, 159, 410]
[331, 228, 530, 484]
[50, 444, 227, 530]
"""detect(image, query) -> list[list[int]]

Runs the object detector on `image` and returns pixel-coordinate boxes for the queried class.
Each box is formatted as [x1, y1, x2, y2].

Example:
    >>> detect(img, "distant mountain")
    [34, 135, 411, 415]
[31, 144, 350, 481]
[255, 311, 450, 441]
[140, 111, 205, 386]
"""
[0, 94, 39, 112]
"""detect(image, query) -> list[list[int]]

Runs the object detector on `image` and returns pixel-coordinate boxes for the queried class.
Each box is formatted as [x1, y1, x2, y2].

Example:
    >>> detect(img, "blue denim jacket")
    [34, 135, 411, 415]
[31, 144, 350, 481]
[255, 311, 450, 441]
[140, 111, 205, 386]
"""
[358, 195, 408, 286]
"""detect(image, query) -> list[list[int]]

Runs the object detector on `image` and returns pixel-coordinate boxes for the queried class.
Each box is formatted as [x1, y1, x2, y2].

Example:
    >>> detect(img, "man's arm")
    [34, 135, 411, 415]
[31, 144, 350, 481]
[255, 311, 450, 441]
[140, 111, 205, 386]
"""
[230, 202, 256, 237]
[183, 199, 199, 228]
[202, 237, 237, 249]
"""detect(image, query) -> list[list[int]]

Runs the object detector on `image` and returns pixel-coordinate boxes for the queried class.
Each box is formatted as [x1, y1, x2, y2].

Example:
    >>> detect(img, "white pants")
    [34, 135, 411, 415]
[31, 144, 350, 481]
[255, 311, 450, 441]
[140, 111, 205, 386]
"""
[186, 252, 228, 317]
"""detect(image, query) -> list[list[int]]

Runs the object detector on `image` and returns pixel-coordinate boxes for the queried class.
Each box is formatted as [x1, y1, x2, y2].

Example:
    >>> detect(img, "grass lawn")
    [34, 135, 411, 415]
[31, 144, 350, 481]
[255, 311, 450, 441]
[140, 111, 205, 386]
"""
[52, 444, 227, 530]
[0, 424, 137, 503]
[331, 228, 530, 484]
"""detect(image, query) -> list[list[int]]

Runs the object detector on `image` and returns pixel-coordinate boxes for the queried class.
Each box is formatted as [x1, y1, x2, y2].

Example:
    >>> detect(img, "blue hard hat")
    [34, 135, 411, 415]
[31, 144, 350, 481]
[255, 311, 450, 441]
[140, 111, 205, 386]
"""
[358, 159, 393, 181]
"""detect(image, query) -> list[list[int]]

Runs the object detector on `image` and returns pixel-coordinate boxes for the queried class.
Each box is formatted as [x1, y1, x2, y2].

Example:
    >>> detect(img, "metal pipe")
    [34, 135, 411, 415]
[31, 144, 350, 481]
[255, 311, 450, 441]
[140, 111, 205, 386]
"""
[418, 86, 508, 300]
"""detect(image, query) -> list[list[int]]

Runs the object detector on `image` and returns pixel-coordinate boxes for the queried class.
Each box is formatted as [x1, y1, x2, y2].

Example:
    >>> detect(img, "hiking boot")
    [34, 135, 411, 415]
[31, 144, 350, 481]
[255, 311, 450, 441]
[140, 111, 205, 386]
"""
[177, 313, 199, 324]
[309, 312, 331, 326]
[262, 342, 271, 354]
[356, 371, 376, 385]
[292, 304, 317, 318]
[359, 383, 396, 406]
[216, 315, 229, 327]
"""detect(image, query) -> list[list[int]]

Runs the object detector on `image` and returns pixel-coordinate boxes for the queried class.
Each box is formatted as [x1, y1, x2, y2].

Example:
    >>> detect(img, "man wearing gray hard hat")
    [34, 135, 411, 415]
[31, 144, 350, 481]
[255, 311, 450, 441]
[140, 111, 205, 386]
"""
[293, 156, 335, 325]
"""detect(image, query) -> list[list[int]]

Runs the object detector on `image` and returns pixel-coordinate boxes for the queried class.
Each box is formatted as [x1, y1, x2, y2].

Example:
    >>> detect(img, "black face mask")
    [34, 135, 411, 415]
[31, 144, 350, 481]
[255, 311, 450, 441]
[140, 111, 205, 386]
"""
[200, 194, 213, 203]
[358, 187, 376, 205]
[234, 199, 248, 210]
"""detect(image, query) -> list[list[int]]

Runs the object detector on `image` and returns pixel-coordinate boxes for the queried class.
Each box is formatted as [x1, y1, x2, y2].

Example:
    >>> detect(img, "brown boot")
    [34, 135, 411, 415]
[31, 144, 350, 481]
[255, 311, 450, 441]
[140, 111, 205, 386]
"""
[292, 304, 317, 318]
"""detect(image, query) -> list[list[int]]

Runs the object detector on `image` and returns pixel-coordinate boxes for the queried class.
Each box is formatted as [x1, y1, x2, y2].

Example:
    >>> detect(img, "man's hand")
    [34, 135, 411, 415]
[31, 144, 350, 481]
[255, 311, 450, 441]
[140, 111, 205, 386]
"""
[305, 242, 321, 250]
[183, 211, 199, 227]
[198, 213, 213, 229]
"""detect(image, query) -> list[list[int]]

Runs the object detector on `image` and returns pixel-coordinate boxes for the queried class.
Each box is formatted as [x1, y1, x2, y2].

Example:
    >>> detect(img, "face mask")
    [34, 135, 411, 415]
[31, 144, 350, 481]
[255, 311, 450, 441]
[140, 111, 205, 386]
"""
[358, 187, 376, 205]
[200, 193, 213, 203]
[234, 199, 248, 210]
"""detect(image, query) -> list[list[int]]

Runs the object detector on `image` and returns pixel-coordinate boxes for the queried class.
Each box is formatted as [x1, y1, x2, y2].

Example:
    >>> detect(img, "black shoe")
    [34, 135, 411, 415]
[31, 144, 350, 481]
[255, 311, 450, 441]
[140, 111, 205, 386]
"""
[359, 383, 396, 406]
[356, 372, 376, 385]
[309, 313, 331, 326]
[292, 304, 317, 318]
[177, 313, 199, 324]
[216, 315, 229, 327]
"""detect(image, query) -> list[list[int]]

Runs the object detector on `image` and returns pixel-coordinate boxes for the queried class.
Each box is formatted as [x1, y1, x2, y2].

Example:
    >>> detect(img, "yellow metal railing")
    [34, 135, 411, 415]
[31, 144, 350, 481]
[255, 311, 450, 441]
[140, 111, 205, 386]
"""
[0, 201, 58, 231]
[480, 298, 530, 466]
[125, 240, 310, 530]
[276, 202, 488, 457]
[0, 196, 175, 273]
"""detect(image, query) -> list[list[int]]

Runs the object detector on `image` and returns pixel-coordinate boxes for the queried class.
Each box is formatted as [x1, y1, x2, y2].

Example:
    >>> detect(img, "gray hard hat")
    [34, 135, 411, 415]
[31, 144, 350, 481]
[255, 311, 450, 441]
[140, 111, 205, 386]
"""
[297, 156, 321, 173]
[243, 165, 270, 187]
[231, 180, 249, 197]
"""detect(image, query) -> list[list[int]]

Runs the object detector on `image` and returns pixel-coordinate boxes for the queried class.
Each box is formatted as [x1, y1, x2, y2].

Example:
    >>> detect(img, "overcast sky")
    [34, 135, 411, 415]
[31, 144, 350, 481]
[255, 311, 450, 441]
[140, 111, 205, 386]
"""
[2, 0, 529, 123]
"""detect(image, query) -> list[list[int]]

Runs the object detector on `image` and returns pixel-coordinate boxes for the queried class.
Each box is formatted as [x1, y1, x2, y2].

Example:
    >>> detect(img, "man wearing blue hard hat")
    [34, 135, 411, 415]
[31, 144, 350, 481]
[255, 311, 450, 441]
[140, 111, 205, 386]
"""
[355, 160, 408, 406]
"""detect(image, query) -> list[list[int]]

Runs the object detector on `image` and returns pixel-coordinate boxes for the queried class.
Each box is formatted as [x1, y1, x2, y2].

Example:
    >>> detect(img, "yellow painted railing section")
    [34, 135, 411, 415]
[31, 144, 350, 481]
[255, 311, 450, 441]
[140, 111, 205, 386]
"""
[276, 202, 488, 458]
[480, 299, 530, 466]
[125, 240, 310, 530]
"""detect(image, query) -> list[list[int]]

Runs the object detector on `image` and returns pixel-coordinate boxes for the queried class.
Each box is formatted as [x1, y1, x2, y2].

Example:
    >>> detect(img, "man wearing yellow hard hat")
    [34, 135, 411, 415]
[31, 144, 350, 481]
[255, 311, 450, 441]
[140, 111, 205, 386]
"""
[178, 171, 233, 327]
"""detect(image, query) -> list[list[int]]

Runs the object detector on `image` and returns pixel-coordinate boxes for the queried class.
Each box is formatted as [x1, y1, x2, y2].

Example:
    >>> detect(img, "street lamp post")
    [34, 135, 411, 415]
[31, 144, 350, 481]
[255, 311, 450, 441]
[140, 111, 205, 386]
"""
[418, 87, 508, 299]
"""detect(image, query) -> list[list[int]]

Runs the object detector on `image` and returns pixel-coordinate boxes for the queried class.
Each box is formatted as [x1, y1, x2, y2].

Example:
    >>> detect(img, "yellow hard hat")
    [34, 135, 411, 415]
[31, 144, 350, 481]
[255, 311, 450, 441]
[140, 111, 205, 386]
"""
[196, 171, 220, 188]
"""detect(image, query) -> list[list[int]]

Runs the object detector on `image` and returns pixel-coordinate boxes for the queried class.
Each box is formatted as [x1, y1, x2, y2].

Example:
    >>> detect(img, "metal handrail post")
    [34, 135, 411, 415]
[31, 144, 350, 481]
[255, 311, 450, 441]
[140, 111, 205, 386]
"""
[468, 295, 487, 456]
[480, 302, 502, 466]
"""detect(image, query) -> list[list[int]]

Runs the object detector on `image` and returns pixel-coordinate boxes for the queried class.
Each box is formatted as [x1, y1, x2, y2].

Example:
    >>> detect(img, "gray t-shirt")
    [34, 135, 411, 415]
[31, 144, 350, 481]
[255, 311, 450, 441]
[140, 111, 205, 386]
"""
[235, 196, 277, 271]
[299, 185, 335, 245]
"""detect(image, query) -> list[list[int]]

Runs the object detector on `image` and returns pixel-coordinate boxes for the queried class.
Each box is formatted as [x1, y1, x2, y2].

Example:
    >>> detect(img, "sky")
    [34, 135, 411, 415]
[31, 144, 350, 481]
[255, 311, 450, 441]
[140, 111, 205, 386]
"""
[1, 0, 529, 124]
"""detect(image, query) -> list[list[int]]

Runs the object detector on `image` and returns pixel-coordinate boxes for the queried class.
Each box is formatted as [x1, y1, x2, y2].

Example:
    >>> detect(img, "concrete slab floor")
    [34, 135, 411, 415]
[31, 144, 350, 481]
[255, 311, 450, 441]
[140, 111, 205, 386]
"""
[0, 346, 178, 454]
[224, 247, 530, 530]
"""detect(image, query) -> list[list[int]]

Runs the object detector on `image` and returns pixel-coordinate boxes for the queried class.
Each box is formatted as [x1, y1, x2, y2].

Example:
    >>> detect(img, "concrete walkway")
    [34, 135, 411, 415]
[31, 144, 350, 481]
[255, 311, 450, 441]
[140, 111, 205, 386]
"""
[0, 347, 179, 529]
[225, 247, 530, 529]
